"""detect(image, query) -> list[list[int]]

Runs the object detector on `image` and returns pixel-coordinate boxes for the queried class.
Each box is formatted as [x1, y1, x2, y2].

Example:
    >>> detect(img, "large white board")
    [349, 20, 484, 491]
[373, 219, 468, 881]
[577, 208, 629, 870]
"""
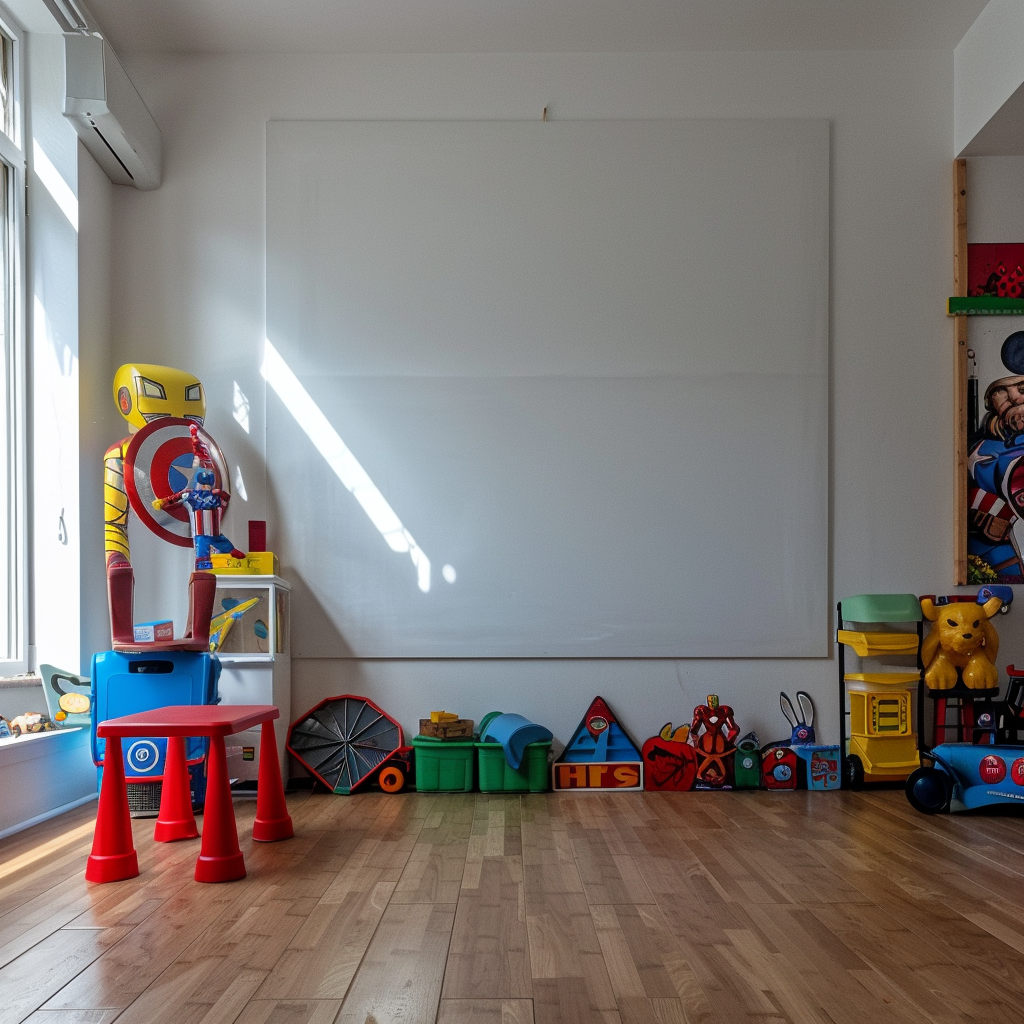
[266, 119, 829, 658]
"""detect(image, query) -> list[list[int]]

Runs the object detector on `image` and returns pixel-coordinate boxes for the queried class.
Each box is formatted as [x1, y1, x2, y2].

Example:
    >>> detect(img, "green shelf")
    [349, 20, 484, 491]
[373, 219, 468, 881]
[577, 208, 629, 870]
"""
[839, 594, 921, 624]
[947, 296, 1024, 316]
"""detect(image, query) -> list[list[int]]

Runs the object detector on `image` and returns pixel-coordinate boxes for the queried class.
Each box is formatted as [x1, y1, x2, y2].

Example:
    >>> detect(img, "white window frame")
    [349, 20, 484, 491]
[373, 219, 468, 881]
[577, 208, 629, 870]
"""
[0, 3, 27, 674]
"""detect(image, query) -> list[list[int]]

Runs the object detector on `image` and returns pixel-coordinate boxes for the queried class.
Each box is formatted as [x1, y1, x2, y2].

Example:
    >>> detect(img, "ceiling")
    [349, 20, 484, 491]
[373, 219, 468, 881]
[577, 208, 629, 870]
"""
[79, 0, 989, 56]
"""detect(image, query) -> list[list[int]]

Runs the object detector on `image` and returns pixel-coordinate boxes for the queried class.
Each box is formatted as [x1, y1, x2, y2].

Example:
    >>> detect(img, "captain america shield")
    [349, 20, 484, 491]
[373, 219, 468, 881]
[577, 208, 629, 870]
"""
[125, 418, 230, 546]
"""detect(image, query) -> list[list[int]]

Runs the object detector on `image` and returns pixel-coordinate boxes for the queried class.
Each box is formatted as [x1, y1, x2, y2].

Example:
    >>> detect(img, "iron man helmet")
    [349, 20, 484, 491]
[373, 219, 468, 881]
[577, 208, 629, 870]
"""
[113, 363, 206, 431]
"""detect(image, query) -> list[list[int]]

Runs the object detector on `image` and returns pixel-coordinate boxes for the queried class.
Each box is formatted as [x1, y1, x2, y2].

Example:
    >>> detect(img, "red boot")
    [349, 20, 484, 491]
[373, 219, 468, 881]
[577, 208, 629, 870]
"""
[106, 555, 135, 646]
[185, 571, 216, 647]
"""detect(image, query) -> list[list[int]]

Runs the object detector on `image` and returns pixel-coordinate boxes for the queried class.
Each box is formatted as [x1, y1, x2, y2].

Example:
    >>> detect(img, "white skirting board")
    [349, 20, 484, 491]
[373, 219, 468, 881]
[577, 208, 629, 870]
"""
[0, 727, 97, 840]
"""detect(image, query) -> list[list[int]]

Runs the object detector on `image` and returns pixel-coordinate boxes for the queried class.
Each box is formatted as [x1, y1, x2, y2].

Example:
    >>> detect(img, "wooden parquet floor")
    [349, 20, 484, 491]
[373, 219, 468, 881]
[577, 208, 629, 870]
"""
[1, 787, 1024, 1023]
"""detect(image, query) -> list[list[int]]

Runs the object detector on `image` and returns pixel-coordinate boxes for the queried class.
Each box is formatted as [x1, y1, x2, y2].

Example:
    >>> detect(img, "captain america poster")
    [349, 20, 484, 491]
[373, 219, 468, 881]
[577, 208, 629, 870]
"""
[967, 324, 1024, 584]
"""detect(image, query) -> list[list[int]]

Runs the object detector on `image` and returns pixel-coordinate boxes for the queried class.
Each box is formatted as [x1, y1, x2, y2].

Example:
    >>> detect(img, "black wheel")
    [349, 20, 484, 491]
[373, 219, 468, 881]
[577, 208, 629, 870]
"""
[843, 754, 864, 790]
[905, 766, 952, 814]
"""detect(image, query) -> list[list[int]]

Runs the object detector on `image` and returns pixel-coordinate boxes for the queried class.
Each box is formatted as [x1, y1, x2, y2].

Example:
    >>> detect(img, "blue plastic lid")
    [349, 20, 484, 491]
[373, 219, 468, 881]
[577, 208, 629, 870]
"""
[480, 713, 553, 770]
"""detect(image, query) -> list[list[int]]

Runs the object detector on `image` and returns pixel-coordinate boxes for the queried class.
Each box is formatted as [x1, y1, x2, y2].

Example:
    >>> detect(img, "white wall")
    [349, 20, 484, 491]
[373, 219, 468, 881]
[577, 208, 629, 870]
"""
[966, 156, 1024, 242]
[26, 32, 82, 675]
[955, 0, 1024, 156]
[26, 27, 117, 680]
[106, 50, 965, 753]
[78, 143, 117, 671]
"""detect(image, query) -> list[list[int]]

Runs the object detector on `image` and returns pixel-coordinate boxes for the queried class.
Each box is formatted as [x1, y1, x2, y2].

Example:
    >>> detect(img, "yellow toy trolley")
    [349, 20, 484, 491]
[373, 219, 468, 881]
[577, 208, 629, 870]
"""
[837, 594, 923, 787]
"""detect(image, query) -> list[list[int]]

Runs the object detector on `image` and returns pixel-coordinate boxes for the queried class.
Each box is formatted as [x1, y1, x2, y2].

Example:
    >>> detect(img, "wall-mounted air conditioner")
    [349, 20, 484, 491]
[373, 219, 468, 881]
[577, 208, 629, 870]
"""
[63, 34, 161, 190]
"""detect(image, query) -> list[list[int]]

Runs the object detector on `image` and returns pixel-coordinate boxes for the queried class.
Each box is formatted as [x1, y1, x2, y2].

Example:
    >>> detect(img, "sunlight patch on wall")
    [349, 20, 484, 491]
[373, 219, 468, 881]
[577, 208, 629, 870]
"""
[261, 339, 431, 593]
[232, 381, 250, 433]
[32, 140, 78, 232]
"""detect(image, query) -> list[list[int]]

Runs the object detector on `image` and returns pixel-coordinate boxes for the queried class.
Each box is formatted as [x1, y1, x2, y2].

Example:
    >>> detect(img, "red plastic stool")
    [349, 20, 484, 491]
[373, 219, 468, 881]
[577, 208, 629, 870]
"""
[86, 737, 140, 883]
[154, 736, 200, 843]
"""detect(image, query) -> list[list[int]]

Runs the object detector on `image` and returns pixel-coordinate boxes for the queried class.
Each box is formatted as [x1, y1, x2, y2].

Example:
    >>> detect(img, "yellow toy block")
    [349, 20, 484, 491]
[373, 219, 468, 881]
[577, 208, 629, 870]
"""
[210, 551, 279, 576]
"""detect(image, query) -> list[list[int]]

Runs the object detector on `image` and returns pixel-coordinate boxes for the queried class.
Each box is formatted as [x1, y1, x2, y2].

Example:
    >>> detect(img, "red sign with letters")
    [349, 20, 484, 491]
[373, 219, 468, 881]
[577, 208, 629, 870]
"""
[552, 762, 643, 791]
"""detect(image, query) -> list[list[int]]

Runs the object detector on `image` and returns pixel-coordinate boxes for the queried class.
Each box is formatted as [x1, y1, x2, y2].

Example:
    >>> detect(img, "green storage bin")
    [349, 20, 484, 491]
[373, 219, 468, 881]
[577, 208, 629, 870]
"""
[412, 734, 476, 792]
[476, 738, 551, 793]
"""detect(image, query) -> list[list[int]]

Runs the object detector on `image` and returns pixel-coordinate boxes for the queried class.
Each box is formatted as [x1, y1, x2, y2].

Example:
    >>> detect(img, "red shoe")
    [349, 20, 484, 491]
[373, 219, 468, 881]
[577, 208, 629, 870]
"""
[106, 557, 135, 645]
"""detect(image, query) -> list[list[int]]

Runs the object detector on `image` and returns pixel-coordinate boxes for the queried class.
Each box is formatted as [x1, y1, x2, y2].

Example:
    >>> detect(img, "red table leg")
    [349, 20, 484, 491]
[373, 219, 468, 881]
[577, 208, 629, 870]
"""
[253, 720, 293, 842]
[154, 736, 200, 843]
[86, 736, 140, 883]
[194, 734, 245, 882]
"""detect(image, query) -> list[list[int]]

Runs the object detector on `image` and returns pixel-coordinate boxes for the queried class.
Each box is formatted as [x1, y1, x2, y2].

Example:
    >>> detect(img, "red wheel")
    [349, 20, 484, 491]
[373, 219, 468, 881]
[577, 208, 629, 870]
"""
[378, 765, 406, 793]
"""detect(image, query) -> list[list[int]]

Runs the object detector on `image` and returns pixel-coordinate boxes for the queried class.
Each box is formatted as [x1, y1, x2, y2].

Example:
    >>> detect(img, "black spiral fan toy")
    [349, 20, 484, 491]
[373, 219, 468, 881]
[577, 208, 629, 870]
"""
[287, 694, 405, 794]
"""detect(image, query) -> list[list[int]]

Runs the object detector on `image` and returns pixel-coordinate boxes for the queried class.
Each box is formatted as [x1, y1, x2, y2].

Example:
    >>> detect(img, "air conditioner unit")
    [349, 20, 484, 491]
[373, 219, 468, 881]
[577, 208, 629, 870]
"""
[63, 34, 161, 190]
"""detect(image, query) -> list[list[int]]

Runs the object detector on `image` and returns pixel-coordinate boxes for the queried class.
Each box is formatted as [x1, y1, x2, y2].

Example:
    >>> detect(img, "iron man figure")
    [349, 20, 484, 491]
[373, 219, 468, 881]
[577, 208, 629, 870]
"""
[690, 694, 740, 788]
[104, 363, 218, 650]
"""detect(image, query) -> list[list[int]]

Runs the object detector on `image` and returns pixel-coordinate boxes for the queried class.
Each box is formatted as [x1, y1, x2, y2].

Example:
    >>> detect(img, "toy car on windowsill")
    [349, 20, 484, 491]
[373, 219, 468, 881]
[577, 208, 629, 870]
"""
[8, 711, 56, 737]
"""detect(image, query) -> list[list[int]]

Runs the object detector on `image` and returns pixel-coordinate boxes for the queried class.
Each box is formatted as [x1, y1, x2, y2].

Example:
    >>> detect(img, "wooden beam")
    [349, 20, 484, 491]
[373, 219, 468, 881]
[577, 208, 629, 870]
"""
[954, 158, 968, 585]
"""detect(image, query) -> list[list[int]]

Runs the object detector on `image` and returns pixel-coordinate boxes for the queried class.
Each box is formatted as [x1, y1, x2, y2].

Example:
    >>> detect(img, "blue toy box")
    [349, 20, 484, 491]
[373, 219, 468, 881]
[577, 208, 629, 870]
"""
[794, 744, 841, 790]
[91, 650, 220, 811]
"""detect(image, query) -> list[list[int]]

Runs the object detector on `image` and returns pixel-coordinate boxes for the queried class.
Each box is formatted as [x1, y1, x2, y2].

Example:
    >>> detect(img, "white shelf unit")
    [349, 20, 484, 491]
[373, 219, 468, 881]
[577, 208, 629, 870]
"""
[211, 575, 291, 782]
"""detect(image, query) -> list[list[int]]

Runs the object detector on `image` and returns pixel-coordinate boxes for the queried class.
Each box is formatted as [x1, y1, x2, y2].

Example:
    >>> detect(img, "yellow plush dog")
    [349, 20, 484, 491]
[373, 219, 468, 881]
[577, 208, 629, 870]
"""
[920, 596, 1002, 691]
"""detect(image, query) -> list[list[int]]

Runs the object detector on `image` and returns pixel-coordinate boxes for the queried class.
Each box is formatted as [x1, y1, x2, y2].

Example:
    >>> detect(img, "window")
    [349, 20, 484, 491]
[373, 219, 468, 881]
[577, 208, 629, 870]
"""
[0, 12, 25, 671]
[0, 27, 10, 137]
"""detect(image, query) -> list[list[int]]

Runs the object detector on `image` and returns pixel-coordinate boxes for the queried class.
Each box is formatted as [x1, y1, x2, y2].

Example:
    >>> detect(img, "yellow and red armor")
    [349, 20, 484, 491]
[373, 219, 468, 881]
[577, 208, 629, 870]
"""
[104, 364, 205, 569]
[104, 439, 131, 566]
[104, 364, 216, 650]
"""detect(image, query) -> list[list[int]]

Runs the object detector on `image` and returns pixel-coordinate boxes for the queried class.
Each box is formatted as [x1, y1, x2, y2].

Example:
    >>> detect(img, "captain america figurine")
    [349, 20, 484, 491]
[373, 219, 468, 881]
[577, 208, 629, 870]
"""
[153, 426, 245, 571]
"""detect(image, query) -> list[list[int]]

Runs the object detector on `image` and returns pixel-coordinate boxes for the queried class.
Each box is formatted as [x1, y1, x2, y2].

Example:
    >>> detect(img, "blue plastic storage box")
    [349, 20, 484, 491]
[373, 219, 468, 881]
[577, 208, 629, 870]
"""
[91, 650, 220, 791]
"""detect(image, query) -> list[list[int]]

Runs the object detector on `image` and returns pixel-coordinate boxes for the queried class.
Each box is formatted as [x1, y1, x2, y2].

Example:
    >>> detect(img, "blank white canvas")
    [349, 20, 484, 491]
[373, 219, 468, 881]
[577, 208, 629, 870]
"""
[266, 118, 829, 657]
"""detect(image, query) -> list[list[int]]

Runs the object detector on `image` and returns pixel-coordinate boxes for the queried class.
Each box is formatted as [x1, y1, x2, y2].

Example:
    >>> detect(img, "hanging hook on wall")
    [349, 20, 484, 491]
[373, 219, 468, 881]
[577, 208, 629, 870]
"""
[57, 508, 68, 545]
[542, 106, 548, 122]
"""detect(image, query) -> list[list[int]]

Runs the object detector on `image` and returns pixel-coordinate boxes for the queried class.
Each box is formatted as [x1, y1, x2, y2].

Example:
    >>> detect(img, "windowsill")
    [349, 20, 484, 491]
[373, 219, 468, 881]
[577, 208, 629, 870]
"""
[0, 673, 42, 689]
[0, 726, 86, 767]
